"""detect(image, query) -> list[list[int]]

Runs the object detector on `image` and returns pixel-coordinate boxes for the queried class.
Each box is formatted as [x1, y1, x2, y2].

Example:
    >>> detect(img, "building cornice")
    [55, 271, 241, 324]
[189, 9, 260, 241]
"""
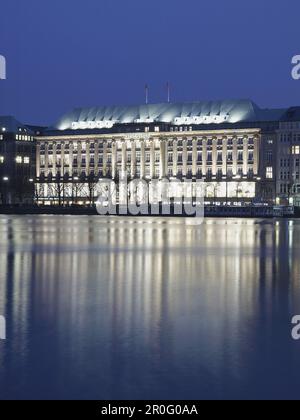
[35, 128, 261, 142]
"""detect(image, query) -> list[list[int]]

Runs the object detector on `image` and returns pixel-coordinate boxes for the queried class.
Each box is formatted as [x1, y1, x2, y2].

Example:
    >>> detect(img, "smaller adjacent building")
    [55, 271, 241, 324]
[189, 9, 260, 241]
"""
[276, 108, 300, 206]
[0, 116, 36, 204]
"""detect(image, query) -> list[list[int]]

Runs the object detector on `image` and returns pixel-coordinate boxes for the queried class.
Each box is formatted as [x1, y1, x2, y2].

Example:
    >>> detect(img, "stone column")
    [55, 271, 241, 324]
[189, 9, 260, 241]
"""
[243, 135, 248, 175]
[164, 139, 168, 177]
[131, 141, 136, 178]
[94, 140, 99, 176]
[222, 136, 227, 176]
[192, 138, 197, 177]
[254, 135, 260, 175]
[36, 143, 40, 177]
[202, 138, 207, 177]
[150, 139, 155, 179]
[61, 142, 65, 178]
[44, 143, 48, 176]
[112, 142, 117, 179]
[122, 141, 126, 174]
[212, 136, 217, 176]
[52, 142, 57, 177]
[141, 140, 145, 178]
[233, 136, 238, 175]
[182, 138, 187, 177]
[69, 142, 73, 177]
[173, 139, 177, 176]
[160, 139, 166, 178]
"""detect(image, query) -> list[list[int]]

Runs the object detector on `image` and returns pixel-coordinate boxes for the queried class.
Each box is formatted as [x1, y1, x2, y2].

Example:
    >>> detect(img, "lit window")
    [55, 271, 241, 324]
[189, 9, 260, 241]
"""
[24, 157, 30, 164]
[266, 167, 273, 179]
[16, 156, 22, 164]
[0, 156, 4, 163]
[154, 126, 160, 132]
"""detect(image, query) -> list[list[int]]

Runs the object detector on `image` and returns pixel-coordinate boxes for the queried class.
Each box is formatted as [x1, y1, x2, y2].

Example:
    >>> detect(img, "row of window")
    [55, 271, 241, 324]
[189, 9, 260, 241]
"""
[280, 158, 300, 167]
[280, 134, 300, 143]
[279, 183, 294, 194]
[41, 150, 255, 165]
[280, 171, 300, 180]
[280, 122, 300, 129]
[39, 167, 257, 180]
[291, 146, 300, 154]
[16, 156, 30, 164]
[15, 135, 34, 142]
[39, 137, 256, 150]
[0, 155, 30, 164]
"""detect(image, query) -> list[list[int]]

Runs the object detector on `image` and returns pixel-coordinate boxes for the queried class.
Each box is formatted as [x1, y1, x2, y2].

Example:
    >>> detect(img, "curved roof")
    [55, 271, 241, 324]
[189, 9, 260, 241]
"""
[54, 99, 285, 131]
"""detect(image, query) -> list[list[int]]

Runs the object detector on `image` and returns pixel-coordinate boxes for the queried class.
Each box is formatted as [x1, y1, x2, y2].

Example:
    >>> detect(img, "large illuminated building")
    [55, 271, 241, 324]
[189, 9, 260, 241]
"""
[30, 99, 300, 206]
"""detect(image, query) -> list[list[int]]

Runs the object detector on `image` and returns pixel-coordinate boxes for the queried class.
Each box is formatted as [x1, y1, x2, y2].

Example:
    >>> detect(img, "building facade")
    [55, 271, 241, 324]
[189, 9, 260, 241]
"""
[30, 100, 300, 207]
[0, 117, 36, 205]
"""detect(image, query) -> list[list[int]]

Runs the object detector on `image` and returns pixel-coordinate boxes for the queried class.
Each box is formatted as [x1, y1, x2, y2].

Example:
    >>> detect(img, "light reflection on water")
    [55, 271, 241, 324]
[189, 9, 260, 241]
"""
[0, 215, 300, 399]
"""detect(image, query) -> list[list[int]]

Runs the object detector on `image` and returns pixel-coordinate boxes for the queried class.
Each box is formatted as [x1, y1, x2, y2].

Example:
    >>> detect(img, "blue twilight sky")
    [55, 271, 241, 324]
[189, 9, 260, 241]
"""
[0, 0, 300, 126]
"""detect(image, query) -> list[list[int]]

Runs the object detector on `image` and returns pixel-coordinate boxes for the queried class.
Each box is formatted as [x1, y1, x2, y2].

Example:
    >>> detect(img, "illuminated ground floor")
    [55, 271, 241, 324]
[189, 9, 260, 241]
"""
[35, 179, 260, 207]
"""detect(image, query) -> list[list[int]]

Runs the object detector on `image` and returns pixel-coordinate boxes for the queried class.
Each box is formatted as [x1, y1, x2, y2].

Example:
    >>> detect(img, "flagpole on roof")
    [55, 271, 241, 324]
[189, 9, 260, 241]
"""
[145, 84, 149, 105]
[167, 82, 170, 103]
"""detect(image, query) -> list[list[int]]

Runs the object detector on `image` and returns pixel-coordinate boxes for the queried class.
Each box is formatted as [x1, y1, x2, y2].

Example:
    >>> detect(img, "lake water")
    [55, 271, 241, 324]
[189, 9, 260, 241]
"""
[0, 215, 300, 400]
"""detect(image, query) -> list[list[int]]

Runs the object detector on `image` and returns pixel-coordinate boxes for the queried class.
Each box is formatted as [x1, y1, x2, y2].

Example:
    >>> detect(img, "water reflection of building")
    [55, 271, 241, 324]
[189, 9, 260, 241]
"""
[1, 217, 300, 398]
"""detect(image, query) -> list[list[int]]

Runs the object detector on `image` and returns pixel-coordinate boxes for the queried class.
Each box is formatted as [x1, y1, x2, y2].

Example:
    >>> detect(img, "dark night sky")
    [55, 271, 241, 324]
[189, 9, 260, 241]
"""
[0, 0, 300, 126]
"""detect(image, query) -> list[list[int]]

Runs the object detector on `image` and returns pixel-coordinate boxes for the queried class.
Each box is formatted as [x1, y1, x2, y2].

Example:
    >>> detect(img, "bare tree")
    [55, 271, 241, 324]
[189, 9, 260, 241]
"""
[54, 174, 65, 206]
[87, 174, 98, 206]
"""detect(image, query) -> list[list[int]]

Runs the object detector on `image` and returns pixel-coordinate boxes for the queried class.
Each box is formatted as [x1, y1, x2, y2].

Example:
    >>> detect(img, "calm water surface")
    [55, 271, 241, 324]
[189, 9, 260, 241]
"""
[0, 215, 300, 400]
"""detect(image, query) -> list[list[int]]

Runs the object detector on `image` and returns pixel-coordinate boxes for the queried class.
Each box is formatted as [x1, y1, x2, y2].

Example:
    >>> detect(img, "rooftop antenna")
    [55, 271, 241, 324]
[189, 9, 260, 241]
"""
[145, 84, 149, 105]
[167, 82, 171, 103]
